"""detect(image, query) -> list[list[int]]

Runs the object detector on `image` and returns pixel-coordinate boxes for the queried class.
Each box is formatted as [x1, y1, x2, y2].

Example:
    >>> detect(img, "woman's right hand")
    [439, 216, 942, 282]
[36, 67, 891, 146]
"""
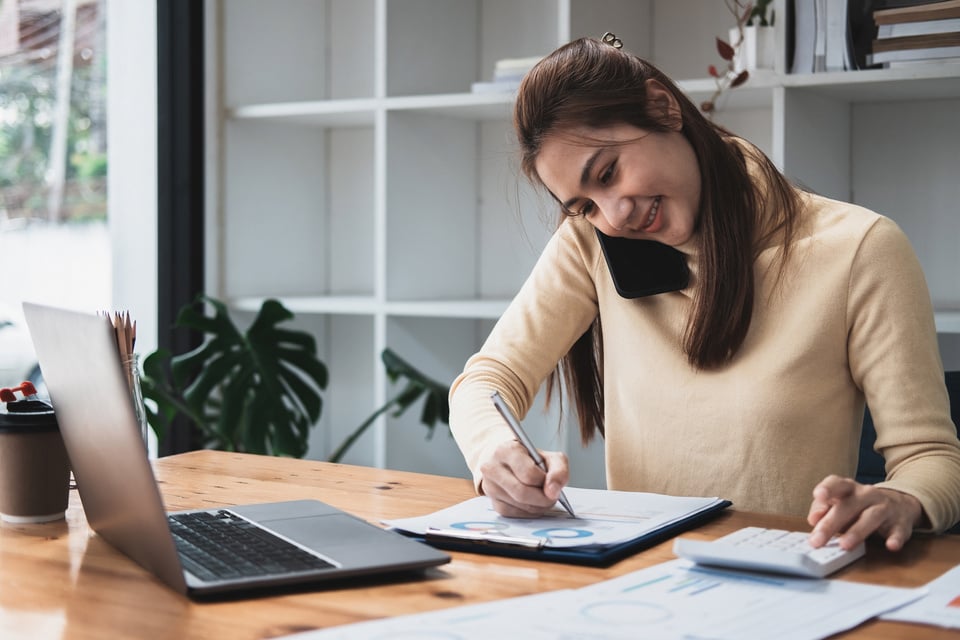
[478, 440, 570, 517]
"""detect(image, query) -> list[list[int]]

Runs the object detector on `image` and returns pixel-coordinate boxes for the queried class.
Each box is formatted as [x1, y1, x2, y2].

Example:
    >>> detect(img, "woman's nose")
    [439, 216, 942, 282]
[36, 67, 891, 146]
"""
[598, 195, 633, 231]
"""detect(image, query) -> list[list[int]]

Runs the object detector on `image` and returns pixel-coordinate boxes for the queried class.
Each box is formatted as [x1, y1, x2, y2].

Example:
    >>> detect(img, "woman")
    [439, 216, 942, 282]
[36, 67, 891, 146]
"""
[448, 35, 960, 552]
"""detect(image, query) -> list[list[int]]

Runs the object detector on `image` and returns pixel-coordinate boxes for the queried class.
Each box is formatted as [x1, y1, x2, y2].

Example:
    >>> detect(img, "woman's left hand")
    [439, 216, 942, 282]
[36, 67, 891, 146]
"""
[806, 475, 925, 552]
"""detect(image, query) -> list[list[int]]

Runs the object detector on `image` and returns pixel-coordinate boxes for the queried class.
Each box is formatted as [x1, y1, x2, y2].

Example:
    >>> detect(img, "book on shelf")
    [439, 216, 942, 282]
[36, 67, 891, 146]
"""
[867, 42, 960, 63]
[873, 30, 960, 51]
[826, 0, 854, 71]
[790, 0, 818, 72]
[878, 16, 960, 35]
[469, 80, 521, 94]
[873, 0, 960, 24]
[884, 54, 960, 65]
[790, 0, 872, 73]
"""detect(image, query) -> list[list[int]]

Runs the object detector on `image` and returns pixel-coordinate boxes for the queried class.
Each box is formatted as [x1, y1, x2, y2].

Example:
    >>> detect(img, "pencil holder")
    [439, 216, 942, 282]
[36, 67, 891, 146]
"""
[123, 354, 150, 450]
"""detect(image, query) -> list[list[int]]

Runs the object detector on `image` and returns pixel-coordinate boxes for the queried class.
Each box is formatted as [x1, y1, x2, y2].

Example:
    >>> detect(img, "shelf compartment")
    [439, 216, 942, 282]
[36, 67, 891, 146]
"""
[222, 0, 376, 104]
[385, 111, 552, 302]
[385, 0, 560, 98]
[311, 315, 377, 466]
[384, 110, 478, 300]
[382, 316, 488, 478]
[851, 98, 960, 321]
[222, 121, 375, 299]
[629, 1, 743, 81]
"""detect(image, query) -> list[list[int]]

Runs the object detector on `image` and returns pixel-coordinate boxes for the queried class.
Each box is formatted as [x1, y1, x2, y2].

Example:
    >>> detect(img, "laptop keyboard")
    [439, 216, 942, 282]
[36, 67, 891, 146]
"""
[168, 509, 336, 582]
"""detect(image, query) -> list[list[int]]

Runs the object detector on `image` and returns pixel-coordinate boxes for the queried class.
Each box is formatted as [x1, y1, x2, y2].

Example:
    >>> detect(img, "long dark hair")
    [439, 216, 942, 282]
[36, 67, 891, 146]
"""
[514, 37, 800, 444]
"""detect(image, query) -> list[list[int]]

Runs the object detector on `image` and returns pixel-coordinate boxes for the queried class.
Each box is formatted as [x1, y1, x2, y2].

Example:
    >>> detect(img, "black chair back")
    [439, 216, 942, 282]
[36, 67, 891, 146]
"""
[857, 371, 960, 532]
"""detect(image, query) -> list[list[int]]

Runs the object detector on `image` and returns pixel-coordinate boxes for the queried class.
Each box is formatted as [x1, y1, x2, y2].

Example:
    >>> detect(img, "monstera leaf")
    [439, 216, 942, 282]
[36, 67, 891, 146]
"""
[327, 348, 450, 463]
[141, 296, 328, 457]
[141, 296, 451, 462]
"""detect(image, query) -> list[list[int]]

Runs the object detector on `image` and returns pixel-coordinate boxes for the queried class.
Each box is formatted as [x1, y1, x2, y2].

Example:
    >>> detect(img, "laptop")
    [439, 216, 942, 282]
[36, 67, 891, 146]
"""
[22, 302, 450, 598]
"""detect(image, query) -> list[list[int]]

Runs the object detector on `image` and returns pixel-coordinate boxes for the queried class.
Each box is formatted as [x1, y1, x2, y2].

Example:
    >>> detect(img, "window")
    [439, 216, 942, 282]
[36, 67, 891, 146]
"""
[0, 0, 109, 387]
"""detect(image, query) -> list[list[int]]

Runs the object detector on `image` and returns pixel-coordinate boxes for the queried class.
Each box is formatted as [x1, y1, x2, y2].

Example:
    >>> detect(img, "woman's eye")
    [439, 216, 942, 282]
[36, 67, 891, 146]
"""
[562, 199, 594, 217]
[599, 161, 616, 185]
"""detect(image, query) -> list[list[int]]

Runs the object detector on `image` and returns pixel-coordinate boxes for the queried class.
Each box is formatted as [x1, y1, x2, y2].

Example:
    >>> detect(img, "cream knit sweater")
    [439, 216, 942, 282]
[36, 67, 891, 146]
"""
[449, 181, 960, 532]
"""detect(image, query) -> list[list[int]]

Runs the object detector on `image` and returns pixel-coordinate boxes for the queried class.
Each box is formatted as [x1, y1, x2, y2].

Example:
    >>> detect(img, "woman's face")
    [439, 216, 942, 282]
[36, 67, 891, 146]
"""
[534, 122, 702, 246]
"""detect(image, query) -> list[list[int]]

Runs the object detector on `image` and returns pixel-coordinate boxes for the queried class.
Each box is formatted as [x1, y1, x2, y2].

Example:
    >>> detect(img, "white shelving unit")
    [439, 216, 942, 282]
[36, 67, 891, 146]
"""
[206, 0, 960, 487]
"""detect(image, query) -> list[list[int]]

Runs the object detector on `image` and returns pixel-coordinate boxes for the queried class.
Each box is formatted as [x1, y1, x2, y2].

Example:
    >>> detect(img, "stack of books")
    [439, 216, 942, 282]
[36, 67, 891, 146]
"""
[470, 55, 542, 94]
[868, 0, 960, 66]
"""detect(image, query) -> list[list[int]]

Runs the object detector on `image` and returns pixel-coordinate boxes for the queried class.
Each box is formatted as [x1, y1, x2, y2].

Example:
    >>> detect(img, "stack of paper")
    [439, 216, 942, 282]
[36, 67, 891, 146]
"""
[471, 55, 543, 94]
[277, 558, 925, 640]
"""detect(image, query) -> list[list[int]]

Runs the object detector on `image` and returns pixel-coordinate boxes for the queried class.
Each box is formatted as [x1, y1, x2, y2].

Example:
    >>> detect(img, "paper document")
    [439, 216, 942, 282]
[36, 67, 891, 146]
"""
[278, 559, 925, 640]
[570, 559, 924, 640]
[384, 487, 728, 549]
[882, 563, 960, 628]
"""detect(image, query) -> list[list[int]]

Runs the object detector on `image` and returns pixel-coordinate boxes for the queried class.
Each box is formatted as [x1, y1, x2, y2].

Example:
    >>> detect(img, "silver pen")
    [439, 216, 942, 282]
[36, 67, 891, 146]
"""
[491, 391, 577, 518]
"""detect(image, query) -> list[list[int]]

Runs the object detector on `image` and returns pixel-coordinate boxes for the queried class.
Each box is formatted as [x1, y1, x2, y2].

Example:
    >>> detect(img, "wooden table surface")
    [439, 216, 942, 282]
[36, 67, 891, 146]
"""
[1, 450, 958, 639]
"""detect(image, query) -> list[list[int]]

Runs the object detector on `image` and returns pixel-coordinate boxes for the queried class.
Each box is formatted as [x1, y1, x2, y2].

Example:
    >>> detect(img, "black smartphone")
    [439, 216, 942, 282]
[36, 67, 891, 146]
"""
[595, 230, 690, 299]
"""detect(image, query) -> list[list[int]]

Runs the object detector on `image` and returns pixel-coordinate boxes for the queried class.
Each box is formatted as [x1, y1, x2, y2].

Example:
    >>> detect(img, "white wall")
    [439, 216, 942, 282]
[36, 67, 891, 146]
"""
[107, 0, 158, 454]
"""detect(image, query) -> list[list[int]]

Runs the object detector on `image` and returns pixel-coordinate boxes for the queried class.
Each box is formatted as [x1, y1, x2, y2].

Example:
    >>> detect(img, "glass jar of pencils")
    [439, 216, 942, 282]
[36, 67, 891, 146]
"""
[124, 353, 150, 450]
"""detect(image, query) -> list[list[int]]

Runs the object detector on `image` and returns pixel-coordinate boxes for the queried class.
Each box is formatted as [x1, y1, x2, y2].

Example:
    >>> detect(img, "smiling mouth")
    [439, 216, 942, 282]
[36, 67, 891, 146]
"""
[640, 196, 662, 230]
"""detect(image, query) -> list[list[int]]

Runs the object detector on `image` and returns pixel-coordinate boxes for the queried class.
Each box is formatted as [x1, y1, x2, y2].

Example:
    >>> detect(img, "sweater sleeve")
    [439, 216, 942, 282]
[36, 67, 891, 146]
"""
[846, 216, 960, 532]
[448, 219, 601, 492]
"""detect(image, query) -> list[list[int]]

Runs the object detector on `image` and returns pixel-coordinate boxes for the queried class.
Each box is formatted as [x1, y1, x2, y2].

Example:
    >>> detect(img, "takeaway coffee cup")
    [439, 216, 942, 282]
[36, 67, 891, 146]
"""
[0, 389, 71, 523]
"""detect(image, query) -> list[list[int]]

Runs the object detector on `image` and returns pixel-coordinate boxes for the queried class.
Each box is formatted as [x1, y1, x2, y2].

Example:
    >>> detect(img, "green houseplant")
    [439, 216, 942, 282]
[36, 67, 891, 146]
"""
[140, 296, 450, 461]
[747, 0, 774, 27]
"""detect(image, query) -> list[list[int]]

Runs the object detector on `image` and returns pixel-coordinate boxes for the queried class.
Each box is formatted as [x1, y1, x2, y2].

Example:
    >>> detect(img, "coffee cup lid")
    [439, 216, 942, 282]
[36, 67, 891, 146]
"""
[0, 398, 59, 433]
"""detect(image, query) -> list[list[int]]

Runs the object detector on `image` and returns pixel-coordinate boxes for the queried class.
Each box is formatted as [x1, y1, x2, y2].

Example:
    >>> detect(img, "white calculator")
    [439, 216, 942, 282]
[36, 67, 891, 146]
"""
[672, 526, 866, 578]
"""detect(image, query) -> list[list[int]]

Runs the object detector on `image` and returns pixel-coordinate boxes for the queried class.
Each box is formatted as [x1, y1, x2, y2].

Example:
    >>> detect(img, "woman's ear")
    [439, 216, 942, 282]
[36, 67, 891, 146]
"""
[644, 78, 683, 131]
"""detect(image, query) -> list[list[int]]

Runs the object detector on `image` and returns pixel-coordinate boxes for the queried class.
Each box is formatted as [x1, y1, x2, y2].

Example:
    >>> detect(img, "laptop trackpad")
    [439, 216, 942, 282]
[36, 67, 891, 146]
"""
[264, 514, 424, 567]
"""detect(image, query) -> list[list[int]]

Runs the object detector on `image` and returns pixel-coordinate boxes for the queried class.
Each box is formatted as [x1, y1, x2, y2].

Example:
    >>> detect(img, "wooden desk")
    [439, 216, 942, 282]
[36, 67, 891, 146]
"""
[1, 450, 958, 639]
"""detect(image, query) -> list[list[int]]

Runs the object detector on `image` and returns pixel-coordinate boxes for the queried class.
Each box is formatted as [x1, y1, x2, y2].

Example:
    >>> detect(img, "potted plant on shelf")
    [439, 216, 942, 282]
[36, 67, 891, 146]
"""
[140, 296, 450, 461]
[730, 0, 775, 73]
[702, 0, 775, 116]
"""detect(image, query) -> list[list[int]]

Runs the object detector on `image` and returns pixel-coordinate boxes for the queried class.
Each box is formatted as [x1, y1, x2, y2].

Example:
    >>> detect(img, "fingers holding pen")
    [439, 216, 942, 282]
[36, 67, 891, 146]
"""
[479, 440, 570, 517]
[540, 450, 571, 501]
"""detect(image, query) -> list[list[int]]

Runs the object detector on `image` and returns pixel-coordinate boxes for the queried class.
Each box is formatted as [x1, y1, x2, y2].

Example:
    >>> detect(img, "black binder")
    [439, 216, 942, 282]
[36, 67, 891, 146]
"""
[398, 499, 732, 567]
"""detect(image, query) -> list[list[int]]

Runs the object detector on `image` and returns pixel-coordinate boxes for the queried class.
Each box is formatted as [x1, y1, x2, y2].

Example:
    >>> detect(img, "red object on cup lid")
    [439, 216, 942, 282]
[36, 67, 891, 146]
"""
[0, 382, 59, 433]
[0, 381, 38, 403]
